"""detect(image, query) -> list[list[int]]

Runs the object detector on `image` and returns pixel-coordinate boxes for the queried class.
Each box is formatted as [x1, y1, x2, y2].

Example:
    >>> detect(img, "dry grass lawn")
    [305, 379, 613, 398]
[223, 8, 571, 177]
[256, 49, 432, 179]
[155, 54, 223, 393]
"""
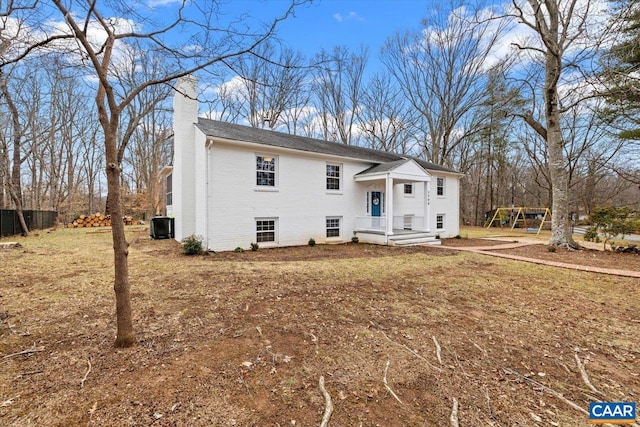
[1, 227, 638, 426]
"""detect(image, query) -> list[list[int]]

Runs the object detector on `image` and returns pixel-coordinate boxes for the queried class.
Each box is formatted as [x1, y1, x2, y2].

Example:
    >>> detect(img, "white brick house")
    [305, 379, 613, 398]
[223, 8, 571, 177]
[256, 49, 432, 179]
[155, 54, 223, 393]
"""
[163, 76, 462, 252]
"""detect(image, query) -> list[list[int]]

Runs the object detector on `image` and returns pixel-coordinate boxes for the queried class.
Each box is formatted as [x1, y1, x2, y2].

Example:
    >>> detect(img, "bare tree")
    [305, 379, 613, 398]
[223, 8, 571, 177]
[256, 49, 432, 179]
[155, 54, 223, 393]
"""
[381, 2, 509, 166]
[312, 46, 368, 144]
[0, 68, 38, 235]
[516, 101, 625, 218]
[51, 69, 99, 219]
[356, 72, 418, 154]
[510, 0, 608, 248]
[202, 77, 246, 124]
[0, 119, 6, 208]
[455, 67, 525, 225]
[23, 58, 92, 215]
[278, 84, 314, 136]
[121, 52, 173, 220]
[232, 42, 309, 130]
[1, 0, 304, 347]
[78, 127, 104, 216]
[104, 43, 173, 217]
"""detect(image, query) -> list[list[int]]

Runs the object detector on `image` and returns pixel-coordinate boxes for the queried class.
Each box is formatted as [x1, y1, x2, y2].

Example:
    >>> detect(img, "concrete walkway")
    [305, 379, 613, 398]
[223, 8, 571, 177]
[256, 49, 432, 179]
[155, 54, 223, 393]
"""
[439, 242, 640, 279]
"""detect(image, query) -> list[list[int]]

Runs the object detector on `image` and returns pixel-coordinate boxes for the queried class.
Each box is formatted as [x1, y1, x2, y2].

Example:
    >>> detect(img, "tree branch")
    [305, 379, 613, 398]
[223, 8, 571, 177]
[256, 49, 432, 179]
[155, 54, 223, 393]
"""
[515, 110, 548, 140]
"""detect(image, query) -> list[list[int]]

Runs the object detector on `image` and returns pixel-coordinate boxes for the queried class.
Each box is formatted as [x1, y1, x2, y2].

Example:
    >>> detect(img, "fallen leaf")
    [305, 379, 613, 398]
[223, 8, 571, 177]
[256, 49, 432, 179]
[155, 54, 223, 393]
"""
[530, 412, 542, 422]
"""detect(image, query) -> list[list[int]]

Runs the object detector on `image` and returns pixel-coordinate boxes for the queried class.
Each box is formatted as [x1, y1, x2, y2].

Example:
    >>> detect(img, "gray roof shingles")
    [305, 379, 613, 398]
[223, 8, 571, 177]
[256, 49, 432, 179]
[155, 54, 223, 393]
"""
[355, 159, 410, 175]
[196, 118, 459, 174]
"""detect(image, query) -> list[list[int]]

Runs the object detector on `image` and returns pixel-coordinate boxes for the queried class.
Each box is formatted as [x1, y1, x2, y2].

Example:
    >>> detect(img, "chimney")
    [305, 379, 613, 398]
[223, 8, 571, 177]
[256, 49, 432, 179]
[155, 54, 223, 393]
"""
[171, 75, 199, 241]
[174, 75, 198, 132]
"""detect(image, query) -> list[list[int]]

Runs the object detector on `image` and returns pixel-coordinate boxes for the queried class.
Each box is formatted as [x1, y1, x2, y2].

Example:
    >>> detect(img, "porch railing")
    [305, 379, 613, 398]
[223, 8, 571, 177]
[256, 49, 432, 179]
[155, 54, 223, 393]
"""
[393, 215, 425, 231]
[355, 216, 387, 232]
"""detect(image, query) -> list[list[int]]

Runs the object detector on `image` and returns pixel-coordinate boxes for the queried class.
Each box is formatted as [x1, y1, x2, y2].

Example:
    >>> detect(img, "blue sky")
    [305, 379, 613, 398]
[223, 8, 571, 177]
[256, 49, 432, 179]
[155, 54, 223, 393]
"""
[223, 0, 434, 60]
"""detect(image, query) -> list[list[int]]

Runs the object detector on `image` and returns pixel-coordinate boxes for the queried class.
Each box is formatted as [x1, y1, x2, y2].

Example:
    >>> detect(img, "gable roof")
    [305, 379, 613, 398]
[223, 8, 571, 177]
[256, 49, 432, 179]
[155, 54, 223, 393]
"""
[196, 118, 460, 175]
[355, 158, 433, 183]
[356, 158, 410, 175]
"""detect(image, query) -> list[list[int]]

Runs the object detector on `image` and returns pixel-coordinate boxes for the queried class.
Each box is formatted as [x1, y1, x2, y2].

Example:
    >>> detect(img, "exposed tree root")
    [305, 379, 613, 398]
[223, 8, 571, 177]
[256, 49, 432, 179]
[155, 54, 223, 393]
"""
[450, 397, 459, 427]
[376, 329, 443, 372]
[549, 240, 581, 251]
[80, 357, 92, 389]
[469, 339, 487, 357]
[319, 376, 333, 427]
[2, 346, 45, 359]
[502, 367, 588, 415]
[432, 336, 443, 365]
[574, 354, 603, 395]
[383, 360, 404, 405]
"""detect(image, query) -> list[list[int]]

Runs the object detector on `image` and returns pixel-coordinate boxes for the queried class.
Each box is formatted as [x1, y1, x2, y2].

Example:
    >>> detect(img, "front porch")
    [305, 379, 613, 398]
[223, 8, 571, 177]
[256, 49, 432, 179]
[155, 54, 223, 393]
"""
[354, 216, 441, 246]
[353, 159, 436, 246]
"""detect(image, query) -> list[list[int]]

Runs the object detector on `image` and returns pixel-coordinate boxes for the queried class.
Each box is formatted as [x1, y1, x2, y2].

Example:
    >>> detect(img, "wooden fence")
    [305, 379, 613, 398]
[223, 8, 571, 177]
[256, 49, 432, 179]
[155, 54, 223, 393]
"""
[0, 209, 57, 237]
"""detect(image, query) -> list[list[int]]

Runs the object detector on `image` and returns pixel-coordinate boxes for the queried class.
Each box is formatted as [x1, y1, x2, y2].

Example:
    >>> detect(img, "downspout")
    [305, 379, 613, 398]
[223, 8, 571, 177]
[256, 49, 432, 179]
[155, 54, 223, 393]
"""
[385, 173, 389, 245]
[205, 139, 210, 252]
[385, 172, 394, 244]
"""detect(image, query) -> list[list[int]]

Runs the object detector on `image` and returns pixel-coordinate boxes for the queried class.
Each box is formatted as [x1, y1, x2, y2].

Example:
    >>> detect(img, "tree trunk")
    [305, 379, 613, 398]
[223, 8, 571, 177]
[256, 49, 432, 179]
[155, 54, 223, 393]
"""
[9, 140, 28, 235]
[518, 0, 580, 249]
[544, 50, 578, 248]
[104, 191, 114, 216]
[105, 129, 135, 348]
[547, 129, 576, 247]
[1, 77, 30, 236]
[6, 182, 29, 236]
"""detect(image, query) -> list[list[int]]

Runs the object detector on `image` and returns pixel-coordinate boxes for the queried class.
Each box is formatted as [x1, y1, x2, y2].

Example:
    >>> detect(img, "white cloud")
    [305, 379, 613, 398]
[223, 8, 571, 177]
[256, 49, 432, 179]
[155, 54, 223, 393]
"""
[1, 12, 142, 70]
[421, 0, 616, 75]
[504, 0, 614, 60]
[147, 0, 183, 8]
[418, 4, 522, 72]
[0, 16, 22, 40]
[215, 75, 247, 98]
[333, 11, 365, 24]
[182, 44, 204, 54]
[201, 109, 225, 121]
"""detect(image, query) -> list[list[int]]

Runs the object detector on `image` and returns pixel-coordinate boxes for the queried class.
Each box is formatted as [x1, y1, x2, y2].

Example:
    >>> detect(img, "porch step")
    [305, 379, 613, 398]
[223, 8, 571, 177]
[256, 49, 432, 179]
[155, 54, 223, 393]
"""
[388, 233, 441, 246]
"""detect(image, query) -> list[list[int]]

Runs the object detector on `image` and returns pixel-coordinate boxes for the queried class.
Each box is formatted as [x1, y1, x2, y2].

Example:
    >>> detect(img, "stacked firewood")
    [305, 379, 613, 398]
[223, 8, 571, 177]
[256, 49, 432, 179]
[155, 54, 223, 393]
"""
[68, 213, 112, 228]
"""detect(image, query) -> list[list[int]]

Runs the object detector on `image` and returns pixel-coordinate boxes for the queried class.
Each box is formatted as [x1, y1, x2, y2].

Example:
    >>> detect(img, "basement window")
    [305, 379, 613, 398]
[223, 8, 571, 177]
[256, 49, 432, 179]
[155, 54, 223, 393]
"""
[326, 217, 341, 238]
[256, 218, 277, 243]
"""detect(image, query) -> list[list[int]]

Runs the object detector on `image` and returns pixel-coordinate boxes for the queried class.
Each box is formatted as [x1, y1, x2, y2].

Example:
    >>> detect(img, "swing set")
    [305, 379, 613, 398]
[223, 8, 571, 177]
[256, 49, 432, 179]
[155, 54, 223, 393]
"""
[484, 207, 552, 235]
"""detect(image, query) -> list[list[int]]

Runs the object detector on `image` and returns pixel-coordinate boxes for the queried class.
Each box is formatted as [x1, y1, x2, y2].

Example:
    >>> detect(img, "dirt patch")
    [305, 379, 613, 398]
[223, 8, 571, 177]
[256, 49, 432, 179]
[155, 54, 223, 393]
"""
[440, 237, 520, 247]
[1, 229, 639, 426]
[441, 237, 640, 271]
[209, 241, 454, 262]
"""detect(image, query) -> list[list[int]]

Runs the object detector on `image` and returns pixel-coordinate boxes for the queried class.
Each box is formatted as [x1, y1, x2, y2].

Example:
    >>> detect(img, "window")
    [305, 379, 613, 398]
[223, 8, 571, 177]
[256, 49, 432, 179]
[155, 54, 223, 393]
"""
[166, 174, 172, 206]
[256, 218, 276, 243]
[404, 183, 413, 195]
[436, 214, 445, 230]
[326, 163, 341, 191]
[403, 214, 414, 230]
[256, 155, 276, 187]
[436, 177, 445, 196]
[326, 217, 341, 238]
